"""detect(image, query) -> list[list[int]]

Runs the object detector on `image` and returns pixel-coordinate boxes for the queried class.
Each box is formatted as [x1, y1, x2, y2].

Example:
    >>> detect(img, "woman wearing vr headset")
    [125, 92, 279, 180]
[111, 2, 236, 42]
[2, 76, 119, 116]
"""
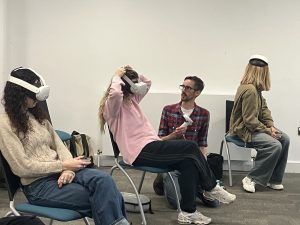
[229, 55, 290, 193]
[99, 65, 236, 225]
[0, 68, 130, 225]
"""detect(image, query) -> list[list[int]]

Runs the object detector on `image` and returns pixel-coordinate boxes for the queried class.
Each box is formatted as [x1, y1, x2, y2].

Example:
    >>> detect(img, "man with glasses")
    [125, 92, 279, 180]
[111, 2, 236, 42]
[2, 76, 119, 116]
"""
[153, 76, 220, 208]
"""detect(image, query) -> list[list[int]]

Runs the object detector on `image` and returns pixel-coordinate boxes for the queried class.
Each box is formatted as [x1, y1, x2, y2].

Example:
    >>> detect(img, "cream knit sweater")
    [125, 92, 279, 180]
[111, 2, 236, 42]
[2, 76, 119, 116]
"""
[0, 113, 73, 185]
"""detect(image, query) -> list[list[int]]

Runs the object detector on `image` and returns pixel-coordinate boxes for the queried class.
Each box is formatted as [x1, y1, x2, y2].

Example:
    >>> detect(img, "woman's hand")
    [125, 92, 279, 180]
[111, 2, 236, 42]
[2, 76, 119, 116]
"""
[271, 126, 282, 139]
[61, 156, 91, 171]
[57, 170, 75, 188]
[114, 66, 127, 77]
[114, 65, 132, 77]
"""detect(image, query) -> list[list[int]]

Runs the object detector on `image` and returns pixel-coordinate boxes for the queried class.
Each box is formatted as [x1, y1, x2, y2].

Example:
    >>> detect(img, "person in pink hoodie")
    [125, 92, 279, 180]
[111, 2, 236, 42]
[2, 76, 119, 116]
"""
[99, 65, 236, 225]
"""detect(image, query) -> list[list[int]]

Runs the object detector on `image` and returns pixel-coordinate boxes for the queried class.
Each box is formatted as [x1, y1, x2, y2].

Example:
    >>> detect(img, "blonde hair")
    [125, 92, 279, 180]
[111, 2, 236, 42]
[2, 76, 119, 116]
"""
[98, 86, 110, 133]
[241, 63, 271, 91]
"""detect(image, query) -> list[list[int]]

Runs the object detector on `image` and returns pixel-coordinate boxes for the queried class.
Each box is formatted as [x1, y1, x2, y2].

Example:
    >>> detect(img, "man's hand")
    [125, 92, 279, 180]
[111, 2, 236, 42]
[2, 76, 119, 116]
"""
[160, 126, 187, 141]
[174, 126, 187, 139]
[200, 147, 208, 159]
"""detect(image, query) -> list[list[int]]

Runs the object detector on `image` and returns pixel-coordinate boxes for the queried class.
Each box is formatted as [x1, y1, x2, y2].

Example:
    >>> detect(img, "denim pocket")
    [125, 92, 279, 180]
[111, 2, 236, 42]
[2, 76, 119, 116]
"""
[23, 175, 57, 202]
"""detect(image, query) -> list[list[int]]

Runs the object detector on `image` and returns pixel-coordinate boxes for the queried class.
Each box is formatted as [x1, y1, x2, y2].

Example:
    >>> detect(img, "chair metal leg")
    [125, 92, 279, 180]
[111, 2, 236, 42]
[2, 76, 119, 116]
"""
[9, 201, 21, 216]
[137, 171, 146, 193]
[114, 163, 147, 225]
[224, 138, 233, 187]
[110, 164, 118, 176]
[219, 139, 224, 155]
[167, 172, 181, 212]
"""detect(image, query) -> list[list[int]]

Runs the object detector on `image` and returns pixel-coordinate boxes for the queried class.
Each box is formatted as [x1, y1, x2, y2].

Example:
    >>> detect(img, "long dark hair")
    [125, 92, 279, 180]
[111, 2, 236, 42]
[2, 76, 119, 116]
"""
[2, 68, 47, 135]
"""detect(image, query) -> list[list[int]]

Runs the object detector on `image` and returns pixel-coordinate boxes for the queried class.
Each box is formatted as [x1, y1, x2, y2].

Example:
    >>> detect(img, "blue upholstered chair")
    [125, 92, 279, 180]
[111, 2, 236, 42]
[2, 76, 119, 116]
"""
[109, 131, 181, 225]
[0, 148, 90, 225]
[219, 100, 256, 187]
[55, 130, 71, 142]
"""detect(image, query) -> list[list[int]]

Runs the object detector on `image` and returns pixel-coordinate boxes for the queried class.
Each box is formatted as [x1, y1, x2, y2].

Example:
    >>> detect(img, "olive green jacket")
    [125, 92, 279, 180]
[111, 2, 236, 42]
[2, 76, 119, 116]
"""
[229, 84, 274, 142]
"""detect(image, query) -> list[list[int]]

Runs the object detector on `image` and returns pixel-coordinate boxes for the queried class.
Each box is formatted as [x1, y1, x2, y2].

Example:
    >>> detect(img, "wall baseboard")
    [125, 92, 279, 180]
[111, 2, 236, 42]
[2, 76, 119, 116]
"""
[95, 155, 300, 173]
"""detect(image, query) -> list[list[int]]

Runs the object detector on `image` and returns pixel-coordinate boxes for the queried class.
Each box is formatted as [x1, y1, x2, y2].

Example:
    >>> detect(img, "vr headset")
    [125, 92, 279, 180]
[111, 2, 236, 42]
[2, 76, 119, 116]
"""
[122, 75, 148, 96]
[8, 68, 50, 101]
[249, 54, 268, 67]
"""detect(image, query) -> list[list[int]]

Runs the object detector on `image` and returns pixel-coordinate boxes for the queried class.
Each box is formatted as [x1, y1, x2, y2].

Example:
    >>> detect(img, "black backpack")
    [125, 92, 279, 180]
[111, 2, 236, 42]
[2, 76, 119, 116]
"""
[207, 153, 223, 180]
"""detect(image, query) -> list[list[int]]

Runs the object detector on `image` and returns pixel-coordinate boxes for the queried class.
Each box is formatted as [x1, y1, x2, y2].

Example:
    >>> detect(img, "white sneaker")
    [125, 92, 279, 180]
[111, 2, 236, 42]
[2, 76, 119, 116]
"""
[267, 183, 284, 190]
[242, 177, 256, 193]
[178, 210, 212, 224]
[204, 184, 236, 204]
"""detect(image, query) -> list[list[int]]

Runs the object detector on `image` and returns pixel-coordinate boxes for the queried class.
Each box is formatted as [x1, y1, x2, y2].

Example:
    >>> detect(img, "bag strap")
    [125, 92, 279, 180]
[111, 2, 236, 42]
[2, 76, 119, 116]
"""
[69, 133, 78, 157]
[80, 134, 90, 157]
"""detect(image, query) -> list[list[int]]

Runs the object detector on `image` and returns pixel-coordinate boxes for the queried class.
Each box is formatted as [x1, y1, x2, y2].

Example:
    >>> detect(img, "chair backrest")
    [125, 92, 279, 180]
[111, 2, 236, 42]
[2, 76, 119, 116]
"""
[0, 151, 21, 201]
[109, 130, 120, 158]
[225, 100, 234, 133]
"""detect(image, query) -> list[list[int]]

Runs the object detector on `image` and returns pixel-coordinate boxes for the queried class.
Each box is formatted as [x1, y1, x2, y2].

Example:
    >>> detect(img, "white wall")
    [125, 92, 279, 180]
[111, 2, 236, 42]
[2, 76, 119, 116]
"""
[3, 0, 300, 172]
[0, 0, 6, 113]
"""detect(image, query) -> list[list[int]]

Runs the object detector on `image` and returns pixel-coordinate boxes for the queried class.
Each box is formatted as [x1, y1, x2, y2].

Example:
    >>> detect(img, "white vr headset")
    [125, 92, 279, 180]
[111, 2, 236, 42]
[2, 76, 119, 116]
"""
[180, 114, 193, 127]
[8, 68, 50, 101]
[122, 75, 148, 96]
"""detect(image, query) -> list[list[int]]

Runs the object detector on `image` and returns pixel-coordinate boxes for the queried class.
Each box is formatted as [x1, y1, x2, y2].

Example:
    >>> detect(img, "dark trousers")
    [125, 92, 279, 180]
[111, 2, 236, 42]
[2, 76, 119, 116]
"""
[133, 140, 216, 213]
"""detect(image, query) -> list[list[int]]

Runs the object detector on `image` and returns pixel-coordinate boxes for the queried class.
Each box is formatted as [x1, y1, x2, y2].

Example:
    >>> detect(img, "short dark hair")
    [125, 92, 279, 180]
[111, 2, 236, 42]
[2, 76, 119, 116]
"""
[184, 76, 204, 92]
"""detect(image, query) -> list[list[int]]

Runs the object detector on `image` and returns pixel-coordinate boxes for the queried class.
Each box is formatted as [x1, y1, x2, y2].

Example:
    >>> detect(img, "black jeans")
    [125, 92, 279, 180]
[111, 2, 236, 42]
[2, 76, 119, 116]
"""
[133, 140, 216, 213]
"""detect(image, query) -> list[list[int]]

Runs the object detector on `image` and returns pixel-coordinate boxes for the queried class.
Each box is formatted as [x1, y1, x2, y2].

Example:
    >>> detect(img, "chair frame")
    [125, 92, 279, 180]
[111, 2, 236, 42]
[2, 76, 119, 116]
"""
[0, 151, 90, 225]
[109, 131, 181, 225]
[219, 100, 256, 187]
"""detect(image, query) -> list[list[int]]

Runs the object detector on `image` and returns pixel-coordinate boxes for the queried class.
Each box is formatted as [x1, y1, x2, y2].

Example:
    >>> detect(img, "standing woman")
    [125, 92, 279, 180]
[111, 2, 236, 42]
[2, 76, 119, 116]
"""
[229, 55, 290, 193]
[0, 67, 130, 225]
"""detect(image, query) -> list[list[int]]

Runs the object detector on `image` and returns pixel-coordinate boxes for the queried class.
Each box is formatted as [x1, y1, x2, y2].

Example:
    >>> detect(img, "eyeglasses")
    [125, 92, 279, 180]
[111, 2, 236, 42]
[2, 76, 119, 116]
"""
[179, 85, 197, 91]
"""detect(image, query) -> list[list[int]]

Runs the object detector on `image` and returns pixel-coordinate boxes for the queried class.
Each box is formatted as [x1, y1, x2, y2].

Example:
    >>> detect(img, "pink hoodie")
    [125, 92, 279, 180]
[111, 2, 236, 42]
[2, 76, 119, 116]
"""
[104, 75, 161, 164]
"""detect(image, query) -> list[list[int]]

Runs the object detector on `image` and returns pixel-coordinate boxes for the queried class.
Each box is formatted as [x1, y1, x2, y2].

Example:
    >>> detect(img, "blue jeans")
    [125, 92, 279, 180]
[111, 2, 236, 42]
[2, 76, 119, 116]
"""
[23, 169, 129, 225]
[249, 130, 290, 186]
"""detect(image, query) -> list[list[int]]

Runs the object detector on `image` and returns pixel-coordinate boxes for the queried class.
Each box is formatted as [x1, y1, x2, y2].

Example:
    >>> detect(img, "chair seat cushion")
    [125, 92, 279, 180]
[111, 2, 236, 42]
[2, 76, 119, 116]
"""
[226, 135, 253, 148]
[119, 160, 171, 173]
[16, 203, 83, 221]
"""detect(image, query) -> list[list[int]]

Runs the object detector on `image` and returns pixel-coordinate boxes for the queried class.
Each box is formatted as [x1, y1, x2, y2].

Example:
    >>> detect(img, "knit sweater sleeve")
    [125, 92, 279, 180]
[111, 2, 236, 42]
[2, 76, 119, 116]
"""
[0, 114, 63, 178]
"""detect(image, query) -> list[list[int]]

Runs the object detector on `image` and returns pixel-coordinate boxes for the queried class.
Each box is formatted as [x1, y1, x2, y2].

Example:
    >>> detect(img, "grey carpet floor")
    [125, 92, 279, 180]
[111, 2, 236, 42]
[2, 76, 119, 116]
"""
[0, 169, 299, 225]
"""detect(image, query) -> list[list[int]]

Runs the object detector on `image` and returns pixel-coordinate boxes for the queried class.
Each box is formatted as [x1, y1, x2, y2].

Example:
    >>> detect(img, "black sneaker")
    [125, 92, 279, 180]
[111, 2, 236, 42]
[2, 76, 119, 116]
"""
[199, 192, 220, 208]
[153, 174, 164, 196]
